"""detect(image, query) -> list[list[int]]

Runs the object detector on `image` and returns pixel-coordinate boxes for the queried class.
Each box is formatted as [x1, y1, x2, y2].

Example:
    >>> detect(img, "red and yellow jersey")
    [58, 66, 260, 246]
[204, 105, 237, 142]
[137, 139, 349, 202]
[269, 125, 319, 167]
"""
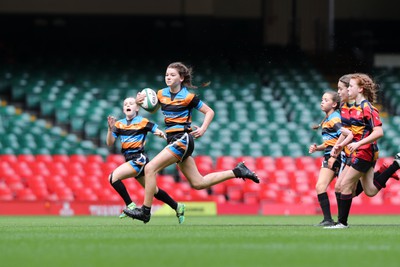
[340, 101, 354, 156]
[157, 87, 203, 134]
[349, 100, 382, 161]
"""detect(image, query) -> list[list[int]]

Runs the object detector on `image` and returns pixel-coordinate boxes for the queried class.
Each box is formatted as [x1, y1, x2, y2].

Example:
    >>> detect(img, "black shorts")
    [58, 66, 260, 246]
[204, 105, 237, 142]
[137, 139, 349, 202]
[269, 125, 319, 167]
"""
[124, 153, 149, 178]
[166, 132, 195, 162]
[350, 157, 376, 173]
[340, 152, 353, 166]
[322, 153, 342, 176]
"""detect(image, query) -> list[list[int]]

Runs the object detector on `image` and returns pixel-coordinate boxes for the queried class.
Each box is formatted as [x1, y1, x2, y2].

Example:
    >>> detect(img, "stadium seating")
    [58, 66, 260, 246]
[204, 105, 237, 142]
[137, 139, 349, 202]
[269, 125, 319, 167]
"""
[2, 57, 400, 158]
[1, 153, 397, 205]
[1, 55, 400, 209]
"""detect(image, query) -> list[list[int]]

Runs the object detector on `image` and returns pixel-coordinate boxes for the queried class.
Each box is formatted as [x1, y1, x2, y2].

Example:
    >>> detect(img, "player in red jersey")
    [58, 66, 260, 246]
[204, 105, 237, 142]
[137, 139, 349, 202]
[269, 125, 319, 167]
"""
[332, 75, 399, 201]
[326, 74, 400, 229]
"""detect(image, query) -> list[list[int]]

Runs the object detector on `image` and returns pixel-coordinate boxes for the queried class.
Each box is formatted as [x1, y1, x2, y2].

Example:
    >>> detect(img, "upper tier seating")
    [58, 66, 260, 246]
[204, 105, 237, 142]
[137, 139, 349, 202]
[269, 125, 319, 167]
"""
[1, 57, 399, 158]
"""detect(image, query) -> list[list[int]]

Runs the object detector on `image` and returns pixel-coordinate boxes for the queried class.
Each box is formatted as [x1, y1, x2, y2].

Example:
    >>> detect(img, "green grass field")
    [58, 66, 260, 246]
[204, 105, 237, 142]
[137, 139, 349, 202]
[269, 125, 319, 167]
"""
[1, 215, 399, 267]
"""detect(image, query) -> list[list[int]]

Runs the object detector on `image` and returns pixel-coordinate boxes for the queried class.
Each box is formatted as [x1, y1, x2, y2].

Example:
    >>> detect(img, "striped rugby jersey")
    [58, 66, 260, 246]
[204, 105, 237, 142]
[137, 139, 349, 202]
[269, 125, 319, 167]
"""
[112, 116, 157, 155]
[340, 101, 354, 156]
[321, 110, 342, 156]
[349, 100, 382, 153]
[157, 87, 203, 134]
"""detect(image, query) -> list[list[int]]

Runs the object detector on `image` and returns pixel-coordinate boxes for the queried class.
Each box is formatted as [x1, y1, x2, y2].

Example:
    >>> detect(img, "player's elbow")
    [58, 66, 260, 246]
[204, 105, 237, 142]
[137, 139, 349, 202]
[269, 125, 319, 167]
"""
[376, 128, 384, 139]
[207, 108, 215, 119]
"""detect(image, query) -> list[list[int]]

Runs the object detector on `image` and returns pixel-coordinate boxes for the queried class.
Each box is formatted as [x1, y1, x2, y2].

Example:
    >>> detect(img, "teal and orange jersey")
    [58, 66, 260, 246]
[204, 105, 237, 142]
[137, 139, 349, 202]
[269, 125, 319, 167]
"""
[340, 101, 354, 156]
[112, 116, 157, 155]
[349, 100, 382, 161]
[321, 110, 342, 156]
[157, 87, 203, 135]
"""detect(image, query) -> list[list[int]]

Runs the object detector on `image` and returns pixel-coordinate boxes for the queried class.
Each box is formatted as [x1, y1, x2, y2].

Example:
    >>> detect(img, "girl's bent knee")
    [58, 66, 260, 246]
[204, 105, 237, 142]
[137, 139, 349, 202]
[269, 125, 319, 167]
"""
[190, 183, 206, 190]
[144, 164, 156, 175]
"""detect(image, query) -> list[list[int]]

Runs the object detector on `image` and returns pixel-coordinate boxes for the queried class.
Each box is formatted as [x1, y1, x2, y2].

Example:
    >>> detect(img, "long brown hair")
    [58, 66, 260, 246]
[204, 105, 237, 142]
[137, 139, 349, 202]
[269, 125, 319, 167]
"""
[350, 73, 378, 104]
[167, 62, 210, 89]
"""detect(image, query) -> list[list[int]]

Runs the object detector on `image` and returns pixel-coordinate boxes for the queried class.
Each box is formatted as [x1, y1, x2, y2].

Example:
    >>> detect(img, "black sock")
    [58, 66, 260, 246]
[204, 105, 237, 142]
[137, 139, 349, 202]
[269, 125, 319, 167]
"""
[373, 163, 400, 190]
[317, 192, 332, 221]
[142, 205, 151, 215]
[338, 193, 352, 226]
[335, 192, 341, 221]
[154, 188, 178, 210]
[109, 175, 132, 206]
[354, 180, 364, 197]
[335, 192, 340, 203]
[232, 167, 241, 178]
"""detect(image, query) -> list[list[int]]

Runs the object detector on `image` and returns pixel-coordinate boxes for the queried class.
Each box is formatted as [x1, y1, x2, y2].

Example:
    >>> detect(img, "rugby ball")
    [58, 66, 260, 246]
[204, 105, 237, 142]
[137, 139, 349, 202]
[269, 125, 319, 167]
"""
[140, 88, 159, 112]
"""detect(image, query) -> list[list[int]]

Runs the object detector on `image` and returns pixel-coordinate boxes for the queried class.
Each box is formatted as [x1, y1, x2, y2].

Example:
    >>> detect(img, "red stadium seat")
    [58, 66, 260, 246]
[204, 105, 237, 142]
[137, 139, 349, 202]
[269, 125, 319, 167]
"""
[45, 174, 65, 189]
[194, 155, 213, 167]
[32, 187, 50, 200]
[124, 179, 140, 192]
[175, 182, 191, 195]
[0, 154, 18, 164]
[168, 187, 185, 200]
[52, 154, 70, 164]
[295, 156, 316, 170]
[211, 183, 226, 195]
[211, 194, 226, 204]
[243, 182, 261, 193]
[75, 187, 98, 201]
[295, 182, 311, 193]
[106, 154, 125, 165]
[367, 194, 384, 205]
[215, 156, 236, 170]
[275, 172, 290, 188]
[83, 163, 103, 177]
[82, 174, 101, 188]
[48, 162, 68, 177]
[194, 156, 214, 175]
[67, 162, 86, 177]
[65, 175, 84, 191]
[87, 154, 104, 163]
[36, 154, 53, 164]
[299, 195, 315, 204]
[0, 183, 14, 201]
[17, 188, 37, 201]
[0, 161, 11, 173]
[388, 195, 400, 205]
[259, 186, 278, 203]
[56, 187, 75, 201]
[275, 156, 296, 170]
[13, 162, 33, 177]
[190, 189, 210, 201]
[97, 188, 120, 202]
[31, 162, 50, 176]
[276, 190, 298, 204]
[17, 154, 36, 163]
[157, 175, 175, 190]
[70, 154, 88, 164]
[352, 195, 363, 205]
[314, 157, 323, 169]
[255, 169, 270, 184]
[227, 186, 243, 202]
[255, 156, 275, 170]
[243, 192, 259, 205]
